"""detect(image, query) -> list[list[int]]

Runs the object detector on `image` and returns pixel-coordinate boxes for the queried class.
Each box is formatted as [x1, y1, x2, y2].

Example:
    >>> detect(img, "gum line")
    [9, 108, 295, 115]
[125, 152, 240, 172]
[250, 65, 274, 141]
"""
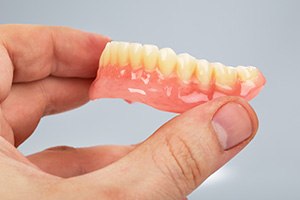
[90, 65, 264, 113]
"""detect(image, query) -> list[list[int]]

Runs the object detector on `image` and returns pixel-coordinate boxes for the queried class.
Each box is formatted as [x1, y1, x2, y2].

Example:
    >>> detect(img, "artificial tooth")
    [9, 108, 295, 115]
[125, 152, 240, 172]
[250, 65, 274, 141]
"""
[109, 41, 119, 66]
[176, 53, 196, 82]
[213, 63, 237, 90]
[142, 44, 159, 72]
[129, 43, 143, 69]
[100, 43, 111, 67]
[117, 42, 130, 67]
[195, 59, 213, 90]
[158, 48, 177, 76]
[237, 66, 258, 82]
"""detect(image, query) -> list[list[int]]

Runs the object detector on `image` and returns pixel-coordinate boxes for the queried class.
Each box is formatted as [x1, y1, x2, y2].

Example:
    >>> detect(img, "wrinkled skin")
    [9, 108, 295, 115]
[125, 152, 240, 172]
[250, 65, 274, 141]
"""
[0, 25, 258, 200]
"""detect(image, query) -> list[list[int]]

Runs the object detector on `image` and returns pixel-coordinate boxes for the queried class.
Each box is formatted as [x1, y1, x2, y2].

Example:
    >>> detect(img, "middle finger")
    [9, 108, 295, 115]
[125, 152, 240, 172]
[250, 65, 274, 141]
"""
[2, 77, 93, 146]
[27, 145, 134, 178]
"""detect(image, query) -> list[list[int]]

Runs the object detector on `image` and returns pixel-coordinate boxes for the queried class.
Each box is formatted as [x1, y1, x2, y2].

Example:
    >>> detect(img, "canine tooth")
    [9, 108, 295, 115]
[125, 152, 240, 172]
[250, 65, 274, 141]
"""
[158, 48, 177, 76]
[142, 44, 159, 72]
[129, 43, 143, 69]
[213, 63, 237, 90]
[117, 42, 130, 66]
[176, 53, 196, 82]
[237, 66, 258, 81]
[195, 59, 212, 90]
[100, 43, 111, 67]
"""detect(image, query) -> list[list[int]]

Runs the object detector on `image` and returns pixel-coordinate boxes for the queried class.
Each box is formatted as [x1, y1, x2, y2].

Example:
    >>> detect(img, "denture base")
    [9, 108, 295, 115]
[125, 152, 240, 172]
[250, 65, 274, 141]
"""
[89, 65, 264, 113]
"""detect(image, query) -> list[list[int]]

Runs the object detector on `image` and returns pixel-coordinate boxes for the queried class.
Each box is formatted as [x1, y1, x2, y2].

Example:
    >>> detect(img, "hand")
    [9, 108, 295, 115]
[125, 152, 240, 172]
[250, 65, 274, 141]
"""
[0, 24, 258, 200]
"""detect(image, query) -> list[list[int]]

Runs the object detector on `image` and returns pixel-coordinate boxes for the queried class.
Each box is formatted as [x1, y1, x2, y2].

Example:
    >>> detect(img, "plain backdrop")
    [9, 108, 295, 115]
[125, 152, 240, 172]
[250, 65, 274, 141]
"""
[1, 0, 299, 199]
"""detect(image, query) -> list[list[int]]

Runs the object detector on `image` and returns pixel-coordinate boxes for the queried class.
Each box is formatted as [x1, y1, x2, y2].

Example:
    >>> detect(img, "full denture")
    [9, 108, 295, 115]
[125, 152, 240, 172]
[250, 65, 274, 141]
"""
[89, 41, 265, 113]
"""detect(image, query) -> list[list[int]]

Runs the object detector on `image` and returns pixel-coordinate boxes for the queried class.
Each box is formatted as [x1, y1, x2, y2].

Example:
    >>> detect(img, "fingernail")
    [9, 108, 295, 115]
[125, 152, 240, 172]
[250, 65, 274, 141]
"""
[212, 102, 253, 150]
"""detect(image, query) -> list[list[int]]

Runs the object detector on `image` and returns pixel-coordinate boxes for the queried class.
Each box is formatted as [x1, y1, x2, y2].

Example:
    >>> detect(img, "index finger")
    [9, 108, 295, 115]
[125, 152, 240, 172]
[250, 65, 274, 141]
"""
[0, 24, 110, 83]
[0, 45, 13, 102]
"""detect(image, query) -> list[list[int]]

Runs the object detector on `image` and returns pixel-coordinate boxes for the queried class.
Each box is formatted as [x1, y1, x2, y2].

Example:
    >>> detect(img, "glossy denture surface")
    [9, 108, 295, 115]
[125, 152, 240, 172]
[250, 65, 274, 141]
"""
[90, 41, 265, 113]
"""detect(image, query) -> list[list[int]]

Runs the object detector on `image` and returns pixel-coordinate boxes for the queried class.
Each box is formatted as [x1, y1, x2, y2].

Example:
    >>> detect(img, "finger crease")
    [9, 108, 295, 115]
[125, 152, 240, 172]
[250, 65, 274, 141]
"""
[50, 29, 58, 75]
[38, 80, 51, 115]
[0, 38, 15, 71]
[165, 138, 186, 180]
[177, 136, 201, 187]
[151, 151, 184, 198]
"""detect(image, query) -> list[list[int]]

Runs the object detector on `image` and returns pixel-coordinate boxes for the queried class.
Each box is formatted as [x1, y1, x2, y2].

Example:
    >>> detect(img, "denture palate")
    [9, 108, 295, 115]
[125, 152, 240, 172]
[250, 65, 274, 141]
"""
[89, 41, 265, 113]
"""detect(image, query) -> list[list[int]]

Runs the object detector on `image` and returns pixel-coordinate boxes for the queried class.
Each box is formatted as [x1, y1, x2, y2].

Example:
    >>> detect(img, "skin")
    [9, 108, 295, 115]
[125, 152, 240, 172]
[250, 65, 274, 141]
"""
[0, 24, 258, 200]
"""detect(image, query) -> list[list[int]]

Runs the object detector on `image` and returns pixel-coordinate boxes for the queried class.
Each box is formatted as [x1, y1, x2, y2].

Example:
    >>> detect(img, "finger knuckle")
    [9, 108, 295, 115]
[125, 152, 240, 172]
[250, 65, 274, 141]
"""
[45, 145, 76, 152]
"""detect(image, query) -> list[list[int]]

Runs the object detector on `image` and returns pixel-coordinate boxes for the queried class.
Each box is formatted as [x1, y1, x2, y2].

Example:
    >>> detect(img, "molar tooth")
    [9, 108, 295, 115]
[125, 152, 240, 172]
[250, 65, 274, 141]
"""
[129, 43, 143, 69]
[100, 43, 111, 67]
[213, 63, 237, 91]
[195, 59, 212, 91]
[158, 48, 177, 76]
[176, 53, 196, 82]
[117, 42, 130, 67]
[237, 66, 258, 81]
[142, 44, 159, 72]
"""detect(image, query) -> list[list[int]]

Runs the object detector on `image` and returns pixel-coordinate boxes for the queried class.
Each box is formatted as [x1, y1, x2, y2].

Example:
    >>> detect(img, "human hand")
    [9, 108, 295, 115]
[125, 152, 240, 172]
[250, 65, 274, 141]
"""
[0, 24, 258, 200]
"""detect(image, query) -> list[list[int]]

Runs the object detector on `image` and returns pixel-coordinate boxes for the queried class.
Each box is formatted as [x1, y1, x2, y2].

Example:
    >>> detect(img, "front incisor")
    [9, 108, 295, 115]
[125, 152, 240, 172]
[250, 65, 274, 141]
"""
[117, 42, 130, 66]
[129, 43, 143, 69]
[158, 48, 177, 76]
[142, 44, 159, 72]
[109, 42, 119, 66]
[195, 59, 213, 91]
[176, 53, 196, 82]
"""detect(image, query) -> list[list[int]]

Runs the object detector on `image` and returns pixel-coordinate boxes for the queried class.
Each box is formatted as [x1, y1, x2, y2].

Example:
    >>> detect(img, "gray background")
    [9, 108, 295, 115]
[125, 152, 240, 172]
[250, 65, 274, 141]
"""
[1, 0, 299, 199]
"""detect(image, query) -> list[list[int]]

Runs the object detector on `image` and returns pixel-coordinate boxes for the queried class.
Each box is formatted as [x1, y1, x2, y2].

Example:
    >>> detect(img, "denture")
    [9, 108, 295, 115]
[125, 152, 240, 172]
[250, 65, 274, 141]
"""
[89, 41, 265, 113]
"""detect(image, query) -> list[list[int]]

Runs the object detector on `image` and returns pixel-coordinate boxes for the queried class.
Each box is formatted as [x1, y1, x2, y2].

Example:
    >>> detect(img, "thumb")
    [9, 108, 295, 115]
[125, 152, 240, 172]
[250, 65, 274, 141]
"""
[66, 96, 258, 200]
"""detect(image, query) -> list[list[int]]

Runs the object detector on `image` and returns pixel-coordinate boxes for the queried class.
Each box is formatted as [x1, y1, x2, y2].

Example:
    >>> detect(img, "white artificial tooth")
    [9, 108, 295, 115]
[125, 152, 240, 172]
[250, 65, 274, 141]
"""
[176, 53, 196, 82]
[142, 44, 159, 72]
[109, 41, 119, 66]
[237, 66, 258, 81]
[117, 42, 130, 67]
[100, 43, 111, 67]
[195, 59, 213, 90]
[213, 63, 237, 90]
[129, 43, 143, 69]
[158, 48, 177, 76]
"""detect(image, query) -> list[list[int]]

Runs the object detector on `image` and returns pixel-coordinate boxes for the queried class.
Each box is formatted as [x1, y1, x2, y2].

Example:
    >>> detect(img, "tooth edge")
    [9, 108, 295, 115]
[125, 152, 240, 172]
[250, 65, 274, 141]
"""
[176, 53, 196, 81]
[142, 44, 159, 72]
[100, 43, 111, 67]
[158, 48, 177, 76]
[129, 43, 143, 69]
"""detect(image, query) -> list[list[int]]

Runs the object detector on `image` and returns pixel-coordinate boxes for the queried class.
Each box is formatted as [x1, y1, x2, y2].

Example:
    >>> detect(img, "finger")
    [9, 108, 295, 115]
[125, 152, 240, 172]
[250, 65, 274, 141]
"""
[27, 145, 134, 178]
[68, 96, 258, 199]
[0, 24, 110, 82]
[2, 77, 92, 146]
[0, 109, 14, 144]
[0, 45, 13, 102]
